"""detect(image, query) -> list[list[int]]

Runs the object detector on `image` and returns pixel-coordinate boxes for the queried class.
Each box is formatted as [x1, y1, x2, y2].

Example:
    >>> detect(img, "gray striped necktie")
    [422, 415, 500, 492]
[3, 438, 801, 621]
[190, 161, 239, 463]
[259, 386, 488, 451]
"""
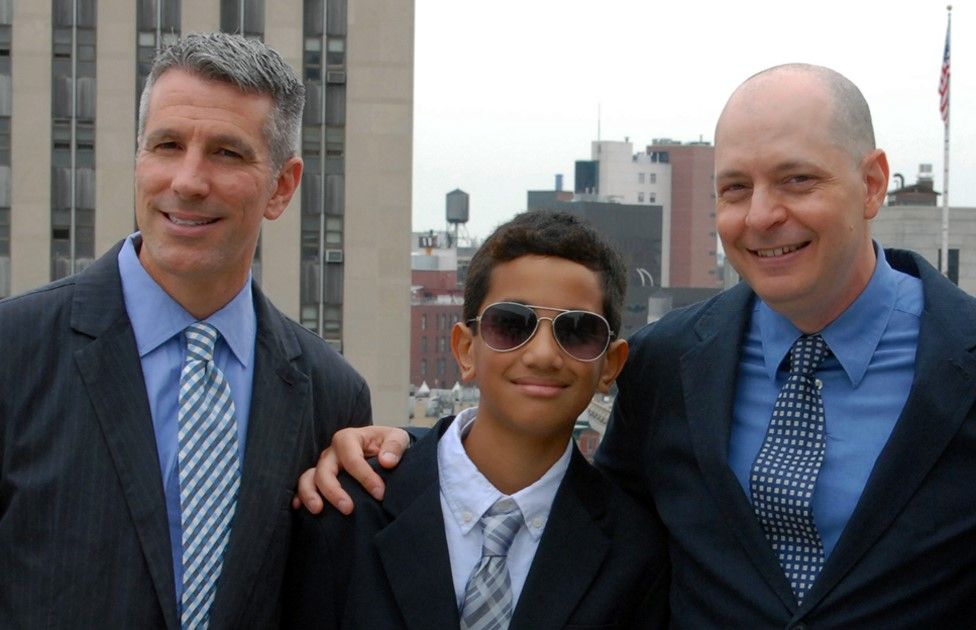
[178, 322, 241, 629]
[460, 498, 524, 630]
[750, 333, 831, 603]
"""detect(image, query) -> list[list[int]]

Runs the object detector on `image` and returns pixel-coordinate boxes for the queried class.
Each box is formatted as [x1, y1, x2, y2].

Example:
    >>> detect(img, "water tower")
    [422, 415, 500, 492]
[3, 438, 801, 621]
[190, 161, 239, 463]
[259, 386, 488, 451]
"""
[445, 188, 469, 246]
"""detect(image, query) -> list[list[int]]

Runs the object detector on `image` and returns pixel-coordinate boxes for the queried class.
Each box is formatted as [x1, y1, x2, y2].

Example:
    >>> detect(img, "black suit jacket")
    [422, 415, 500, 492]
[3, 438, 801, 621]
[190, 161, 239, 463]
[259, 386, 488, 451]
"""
[284, 415, 670, 629]
[596, 249, 976, 628]
[0, 242, 372, 629]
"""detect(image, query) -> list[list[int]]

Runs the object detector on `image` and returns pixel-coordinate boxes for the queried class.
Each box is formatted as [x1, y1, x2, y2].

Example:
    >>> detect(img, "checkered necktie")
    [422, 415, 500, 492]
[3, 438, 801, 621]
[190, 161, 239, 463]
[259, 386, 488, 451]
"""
[178, 322, 241, 629]
[750, 334, 831, 603]
[460, 499, 524, 630]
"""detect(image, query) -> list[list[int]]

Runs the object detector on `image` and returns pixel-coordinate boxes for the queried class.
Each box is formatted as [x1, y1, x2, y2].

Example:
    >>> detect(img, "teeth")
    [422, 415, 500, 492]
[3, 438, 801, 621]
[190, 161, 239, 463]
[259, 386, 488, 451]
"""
[169, 214, 215, 226]
[756, 244, 802, 258]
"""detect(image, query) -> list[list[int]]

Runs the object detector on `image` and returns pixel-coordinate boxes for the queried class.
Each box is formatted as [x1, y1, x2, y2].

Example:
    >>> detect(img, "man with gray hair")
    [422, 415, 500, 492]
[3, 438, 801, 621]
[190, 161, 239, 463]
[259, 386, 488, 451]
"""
[0, 32, 370, 628]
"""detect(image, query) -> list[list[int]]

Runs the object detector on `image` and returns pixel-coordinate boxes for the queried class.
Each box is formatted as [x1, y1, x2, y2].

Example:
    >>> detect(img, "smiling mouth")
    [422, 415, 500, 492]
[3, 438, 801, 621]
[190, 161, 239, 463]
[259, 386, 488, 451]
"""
[167, 213, 217, 227]
[752, 242, 809, 258]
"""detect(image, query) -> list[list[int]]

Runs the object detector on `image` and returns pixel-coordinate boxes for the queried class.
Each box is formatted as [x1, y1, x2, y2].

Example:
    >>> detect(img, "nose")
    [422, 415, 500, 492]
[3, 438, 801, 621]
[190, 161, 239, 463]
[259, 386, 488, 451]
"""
[170, 149, 210, 199]
[744, 186, 787, 231]
[521, 317, 564, 368]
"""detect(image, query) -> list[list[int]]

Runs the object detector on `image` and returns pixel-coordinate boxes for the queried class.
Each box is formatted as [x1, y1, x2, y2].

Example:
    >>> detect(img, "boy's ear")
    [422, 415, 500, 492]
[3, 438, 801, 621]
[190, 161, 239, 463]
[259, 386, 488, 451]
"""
[451, 322, 477, 383]
[596, 339, 628, 394]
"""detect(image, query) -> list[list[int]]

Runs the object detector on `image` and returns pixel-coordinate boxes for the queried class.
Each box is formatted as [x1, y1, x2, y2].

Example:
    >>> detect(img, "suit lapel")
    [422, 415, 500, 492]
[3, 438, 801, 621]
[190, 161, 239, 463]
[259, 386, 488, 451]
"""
[72, 245, 180, 630]
[510, 448, 611, 630]
[374, 419, 460, 629]
[803, 252, 976, 610]
[679, 284, 799, 611]
[209, 287, 311, 627]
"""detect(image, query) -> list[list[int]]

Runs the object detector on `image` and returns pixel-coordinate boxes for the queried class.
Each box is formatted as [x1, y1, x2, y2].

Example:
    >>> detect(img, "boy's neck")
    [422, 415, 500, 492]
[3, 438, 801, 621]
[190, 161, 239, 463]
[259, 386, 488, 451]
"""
[462, 416, 573, 496]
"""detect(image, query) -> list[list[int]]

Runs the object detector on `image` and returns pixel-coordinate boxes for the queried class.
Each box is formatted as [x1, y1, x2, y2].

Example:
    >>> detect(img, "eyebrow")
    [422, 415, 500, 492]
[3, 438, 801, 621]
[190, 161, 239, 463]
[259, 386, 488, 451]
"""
[715, 160, 821, 181]
[142, 128, 258, 161]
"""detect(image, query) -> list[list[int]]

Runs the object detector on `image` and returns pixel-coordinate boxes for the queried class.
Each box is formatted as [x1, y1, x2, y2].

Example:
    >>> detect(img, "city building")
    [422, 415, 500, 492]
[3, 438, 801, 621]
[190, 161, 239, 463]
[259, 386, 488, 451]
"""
[571, 138, 719, 290]
[1, 0, 413, 423]
[524, 196, 666, 340]
[873, 165, 976, 294]
[410, 229, 464, 391]
[646, 138, 717, 288]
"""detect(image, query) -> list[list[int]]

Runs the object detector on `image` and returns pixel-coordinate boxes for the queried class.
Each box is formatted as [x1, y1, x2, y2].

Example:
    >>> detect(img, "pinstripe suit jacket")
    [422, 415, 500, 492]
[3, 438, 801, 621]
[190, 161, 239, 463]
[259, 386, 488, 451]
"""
[0, 241, 372, 629]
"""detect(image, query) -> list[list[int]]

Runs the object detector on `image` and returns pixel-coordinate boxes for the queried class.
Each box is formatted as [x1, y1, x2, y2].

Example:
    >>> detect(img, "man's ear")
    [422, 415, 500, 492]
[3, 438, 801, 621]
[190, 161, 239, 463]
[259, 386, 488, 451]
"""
[451, 322, 477, 383]
[264, 156, 304, 221]
[860, 148, 889, 221]
[596, 339, 628, 394]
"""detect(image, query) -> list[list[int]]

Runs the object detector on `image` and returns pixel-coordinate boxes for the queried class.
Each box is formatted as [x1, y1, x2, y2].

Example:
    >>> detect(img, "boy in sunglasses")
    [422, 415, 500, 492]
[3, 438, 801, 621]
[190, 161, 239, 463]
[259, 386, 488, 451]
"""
[283, 211, 669, 628]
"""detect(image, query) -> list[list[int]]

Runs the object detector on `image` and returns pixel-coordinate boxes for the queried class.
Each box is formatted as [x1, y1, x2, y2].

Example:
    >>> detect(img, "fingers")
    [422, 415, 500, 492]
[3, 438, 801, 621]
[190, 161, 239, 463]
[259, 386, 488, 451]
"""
[330, 433, 387, 504]
[291, 426, 413, 515]
[293, 467, 325, 513]
[307, 446, 359, 514]
[376, 429, 411, 469]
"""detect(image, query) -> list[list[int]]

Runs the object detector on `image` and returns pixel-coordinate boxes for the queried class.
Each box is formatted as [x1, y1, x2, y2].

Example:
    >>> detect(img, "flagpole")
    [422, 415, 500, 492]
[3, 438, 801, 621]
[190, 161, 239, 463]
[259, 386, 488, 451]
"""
[940, 5, 952, 275]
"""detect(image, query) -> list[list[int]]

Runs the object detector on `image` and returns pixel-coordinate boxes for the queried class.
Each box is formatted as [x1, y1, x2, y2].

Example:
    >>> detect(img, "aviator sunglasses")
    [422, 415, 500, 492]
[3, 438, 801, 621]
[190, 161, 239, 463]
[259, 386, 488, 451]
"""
[467, 302, 614, 362]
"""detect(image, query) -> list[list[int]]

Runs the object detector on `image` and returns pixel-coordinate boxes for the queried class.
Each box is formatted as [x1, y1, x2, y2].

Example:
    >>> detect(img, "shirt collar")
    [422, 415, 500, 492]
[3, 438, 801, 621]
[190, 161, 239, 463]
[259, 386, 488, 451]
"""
[118, 233, 256, 367]
[756, 242, 898, 387]
[438, 406, 572, 541]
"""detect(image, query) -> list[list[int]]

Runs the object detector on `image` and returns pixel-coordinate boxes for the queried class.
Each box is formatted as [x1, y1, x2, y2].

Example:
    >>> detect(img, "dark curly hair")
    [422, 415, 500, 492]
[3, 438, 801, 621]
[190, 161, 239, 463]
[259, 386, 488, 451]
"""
[463, 211, 627, 336]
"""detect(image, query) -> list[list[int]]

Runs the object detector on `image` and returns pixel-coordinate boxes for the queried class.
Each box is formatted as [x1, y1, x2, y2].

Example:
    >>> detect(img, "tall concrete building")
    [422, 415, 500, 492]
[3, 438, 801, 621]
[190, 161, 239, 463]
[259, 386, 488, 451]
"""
[2, 0, 413, 424]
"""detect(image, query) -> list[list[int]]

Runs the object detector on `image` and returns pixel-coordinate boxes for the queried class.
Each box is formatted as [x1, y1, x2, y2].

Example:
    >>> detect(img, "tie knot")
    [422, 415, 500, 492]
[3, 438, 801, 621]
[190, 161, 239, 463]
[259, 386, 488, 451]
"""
[789, 334, 830, 376]
[480, 499, 523, 558]
[185, 322, 219, 363]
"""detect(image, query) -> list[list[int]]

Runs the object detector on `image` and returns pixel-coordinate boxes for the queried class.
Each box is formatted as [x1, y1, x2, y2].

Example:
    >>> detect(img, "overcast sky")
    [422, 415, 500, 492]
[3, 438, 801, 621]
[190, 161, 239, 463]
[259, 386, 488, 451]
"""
[411, 0, 973, 240]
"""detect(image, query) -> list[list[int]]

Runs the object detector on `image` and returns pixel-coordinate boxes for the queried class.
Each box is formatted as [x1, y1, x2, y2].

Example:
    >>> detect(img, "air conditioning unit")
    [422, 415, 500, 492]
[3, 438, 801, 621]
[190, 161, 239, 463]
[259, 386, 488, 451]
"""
[326, 70, 347, 84]
[325, 249, 344, 263]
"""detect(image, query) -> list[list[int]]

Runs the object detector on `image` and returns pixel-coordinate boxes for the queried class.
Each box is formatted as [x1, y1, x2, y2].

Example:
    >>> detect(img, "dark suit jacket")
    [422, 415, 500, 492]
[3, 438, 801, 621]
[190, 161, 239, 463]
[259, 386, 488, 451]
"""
[0, 242, 372, 629]
[284, 415, 670, 629]
[596, 249, 976, 628]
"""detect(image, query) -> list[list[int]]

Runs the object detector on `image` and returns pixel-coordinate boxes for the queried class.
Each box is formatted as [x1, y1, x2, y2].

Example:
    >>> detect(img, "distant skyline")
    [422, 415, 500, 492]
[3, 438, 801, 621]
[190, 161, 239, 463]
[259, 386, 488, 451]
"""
[412, 0, 974, 239]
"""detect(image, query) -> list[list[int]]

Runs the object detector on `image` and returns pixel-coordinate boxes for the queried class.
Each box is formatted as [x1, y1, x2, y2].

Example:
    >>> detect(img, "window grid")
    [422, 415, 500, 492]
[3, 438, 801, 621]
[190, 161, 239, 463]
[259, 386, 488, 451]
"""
[300, 0, 347, 342]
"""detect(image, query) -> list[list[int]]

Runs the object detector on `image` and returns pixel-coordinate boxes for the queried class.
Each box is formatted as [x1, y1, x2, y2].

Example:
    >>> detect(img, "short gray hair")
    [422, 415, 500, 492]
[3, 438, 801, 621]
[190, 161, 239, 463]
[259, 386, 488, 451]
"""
[137, 32, 305, 169]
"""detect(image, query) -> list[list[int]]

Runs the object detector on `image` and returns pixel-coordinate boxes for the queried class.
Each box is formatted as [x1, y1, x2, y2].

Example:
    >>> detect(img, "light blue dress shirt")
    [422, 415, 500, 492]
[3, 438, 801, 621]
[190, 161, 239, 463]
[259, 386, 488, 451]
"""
[117, 234, 256, 605]
[728, 245, 923, 558]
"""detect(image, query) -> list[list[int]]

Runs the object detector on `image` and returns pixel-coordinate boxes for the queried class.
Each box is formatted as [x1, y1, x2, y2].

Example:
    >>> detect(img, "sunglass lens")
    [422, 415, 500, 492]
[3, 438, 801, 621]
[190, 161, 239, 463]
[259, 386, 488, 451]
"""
[553, 312, 610, 360]
[480, 303, 536, 351]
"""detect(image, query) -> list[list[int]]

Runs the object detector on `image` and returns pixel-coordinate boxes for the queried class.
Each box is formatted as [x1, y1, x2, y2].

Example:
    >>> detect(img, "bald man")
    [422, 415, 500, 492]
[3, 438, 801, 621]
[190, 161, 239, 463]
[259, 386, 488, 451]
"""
[300, 64, 976, 627]
[595, 63, 976, 626]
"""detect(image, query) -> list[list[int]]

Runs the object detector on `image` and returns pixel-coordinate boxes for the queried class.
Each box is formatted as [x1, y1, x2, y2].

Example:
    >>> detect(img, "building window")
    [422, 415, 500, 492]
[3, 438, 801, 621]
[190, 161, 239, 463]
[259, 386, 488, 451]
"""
[637, 192, 644, 203]
[0, 5, 10, 297]
[420, 359, 427, 378]
[221, 0, 265, 37]
[51, 0, 97, 281]
[649, 173, 656, 184]
[136, 1, 181, 113]
[300, 0, 347, 341]
[648, 192, 656, 203]
[637, 172, 645, 184]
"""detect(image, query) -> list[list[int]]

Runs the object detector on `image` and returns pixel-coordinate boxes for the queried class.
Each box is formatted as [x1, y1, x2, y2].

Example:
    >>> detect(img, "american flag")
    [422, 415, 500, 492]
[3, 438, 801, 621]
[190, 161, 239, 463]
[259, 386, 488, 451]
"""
[939, 20, 951, 123]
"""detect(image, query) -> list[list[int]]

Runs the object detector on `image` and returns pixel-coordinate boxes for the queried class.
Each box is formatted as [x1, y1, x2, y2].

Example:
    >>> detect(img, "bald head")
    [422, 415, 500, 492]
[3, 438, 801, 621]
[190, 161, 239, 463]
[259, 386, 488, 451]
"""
[717, 63, 876, 163]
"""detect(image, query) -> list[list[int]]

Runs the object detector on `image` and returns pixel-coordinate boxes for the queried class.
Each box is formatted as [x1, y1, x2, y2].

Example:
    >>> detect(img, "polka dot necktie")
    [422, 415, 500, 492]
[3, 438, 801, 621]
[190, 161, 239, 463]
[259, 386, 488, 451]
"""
[750, 334, 831, 603]
[178, 322, 241, 629]
[460, 498, 524, 630]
